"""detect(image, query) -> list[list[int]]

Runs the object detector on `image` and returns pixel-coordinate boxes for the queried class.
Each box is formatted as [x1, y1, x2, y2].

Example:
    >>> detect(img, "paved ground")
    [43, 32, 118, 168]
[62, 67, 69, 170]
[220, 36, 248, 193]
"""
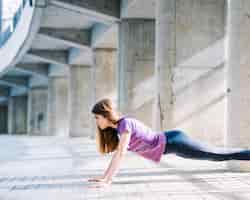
[1, 135, 250, 200]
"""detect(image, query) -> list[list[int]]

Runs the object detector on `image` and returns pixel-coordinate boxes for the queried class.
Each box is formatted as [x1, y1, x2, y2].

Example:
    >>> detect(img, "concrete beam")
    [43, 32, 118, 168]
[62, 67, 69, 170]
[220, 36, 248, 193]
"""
[15, 63, 49, 78]
[10, 87, 29, 97]
[91, 23, 118, 48]
[49, 64, 69, 77]
[0, 87, 10, 102]
[50, 0, 120, 25]
[0, 76, 29, 89]
[0, 88, 10, 97]
[29, 76, 49, 89]
[38, 28, 91, 50]
[68, 48, 93, 65]
[26, 50, 68, 66]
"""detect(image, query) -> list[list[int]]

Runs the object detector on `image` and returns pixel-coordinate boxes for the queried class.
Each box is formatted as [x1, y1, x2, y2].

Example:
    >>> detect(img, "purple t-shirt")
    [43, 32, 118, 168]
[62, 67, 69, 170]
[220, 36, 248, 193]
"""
[117, 116, 166, 163]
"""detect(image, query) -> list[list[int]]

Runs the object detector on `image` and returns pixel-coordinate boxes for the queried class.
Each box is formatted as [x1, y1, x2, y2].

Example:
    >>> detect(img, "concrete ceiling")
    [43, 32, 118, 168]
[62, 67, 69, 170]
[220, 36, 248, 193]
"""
[20, 55, 49, 64]
[2, 0, 156, 98]
[31, 34, 71, 50]
[6, 70, 31, 77]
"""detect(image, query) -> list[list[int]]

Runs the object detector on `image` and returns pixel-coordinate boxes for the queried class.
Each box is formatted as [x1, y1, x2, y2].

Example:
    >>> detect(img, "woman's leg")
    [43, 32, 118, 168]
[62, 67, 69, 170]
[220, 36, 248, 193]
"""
[163, 130, 250, 161]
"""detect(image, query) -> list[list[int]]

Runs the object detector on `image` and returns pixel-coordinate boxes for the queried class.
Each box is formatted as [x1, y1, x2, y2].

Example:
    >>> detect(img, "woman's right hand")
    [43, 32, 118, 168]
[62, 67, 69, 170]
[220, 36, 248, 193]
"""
[87, 176, 106, 182]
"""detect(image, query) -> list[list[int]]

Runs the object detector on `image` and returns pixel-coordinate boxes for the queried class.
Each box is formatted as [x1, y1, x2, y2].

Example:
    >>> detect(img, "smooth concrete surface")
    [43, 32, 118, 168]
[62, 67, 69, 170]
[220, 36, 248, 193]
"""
[173, 0, 225, 145]
[90, 48, 118, 139]
[27, 87, 48, 136]
[2, 135, 250, 199]
[92, 48, 117, 103]
[7, 97, 14, 135]
[154, 0, 175, 132]
[8, 95, 27, 135]
[69, 65, 92, 138]
[118, 19, 155, 127]
[226, 0, 250, 171]
[154, 0, 226, 147]
[48, 76, 69, 137]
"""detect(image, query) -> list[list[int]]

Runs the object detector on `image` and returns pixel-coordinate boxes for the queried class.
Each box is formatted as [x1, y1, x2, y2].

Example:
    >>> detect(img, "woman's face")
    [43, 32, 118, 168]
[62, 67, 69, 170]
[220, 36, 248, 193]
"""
[94, 114, 110, 130]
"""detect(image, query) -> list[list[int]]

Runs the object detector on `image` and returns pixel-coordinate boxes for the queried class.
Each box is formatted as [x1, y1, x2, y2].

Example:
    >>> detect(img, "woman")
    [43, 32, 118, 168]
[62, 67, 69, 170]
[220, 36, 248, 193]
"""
[87, 98, 250, 188]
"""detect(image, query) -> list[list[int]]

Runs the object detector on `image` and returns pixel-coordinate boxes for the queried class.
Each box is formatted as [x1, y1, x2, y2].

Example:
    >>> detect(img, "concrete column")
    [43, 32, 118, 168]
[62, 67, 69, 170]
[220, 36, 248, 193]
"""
[69, 65, 92, 137]
[118, 19, 155, 126]
[226, 0, 250, 171]
[8, 96, 28, 134]
[153, 0, 175, 132]
[27, 87, 48, 135]
[92, 48, 117, 103]
[7, 97, 14, 134]
[48, 76, 69, 137]
[0, 105, 7, 134]
[90, 48, 118, 139]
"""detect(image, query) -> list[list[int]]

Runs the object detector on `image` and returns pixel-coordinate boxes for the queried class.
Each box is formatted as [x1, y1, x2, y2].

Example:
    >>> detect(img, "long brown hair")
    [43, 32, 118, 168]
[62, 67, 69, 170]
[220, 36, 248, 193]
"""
[91, 98, 123, 154]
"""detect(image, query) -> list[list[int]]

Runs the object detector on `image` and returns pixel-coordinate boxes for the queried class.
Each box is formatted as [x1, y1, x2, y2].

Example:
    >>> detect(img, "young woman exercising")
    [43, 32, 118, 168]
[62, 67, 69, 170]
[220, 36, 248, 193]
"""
[87, 98, 250, 188]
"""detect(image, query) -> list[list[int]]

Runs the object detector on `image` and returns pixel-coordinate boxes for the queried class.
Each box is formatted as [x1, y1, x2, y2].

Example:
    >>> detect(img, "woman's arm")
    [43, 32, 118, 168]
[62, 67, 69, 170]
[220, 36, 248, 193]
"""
[102, 131, 131, 182]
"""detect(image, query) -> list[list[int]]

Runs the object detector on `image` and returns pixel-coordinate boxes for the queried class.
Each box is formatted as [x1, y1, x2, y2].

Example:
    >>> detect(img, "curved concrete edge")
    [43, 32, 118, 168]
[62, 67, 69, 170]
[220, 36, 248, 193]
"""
[0, 0, 45, 76]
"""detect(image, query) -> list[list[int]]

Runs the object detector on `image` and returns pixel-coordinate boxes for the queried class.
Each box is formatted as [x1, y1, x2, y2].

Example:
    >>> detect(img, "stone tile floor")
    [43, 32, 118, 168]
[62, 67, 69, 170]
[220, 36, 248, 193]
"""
[1, 135, 250, 200]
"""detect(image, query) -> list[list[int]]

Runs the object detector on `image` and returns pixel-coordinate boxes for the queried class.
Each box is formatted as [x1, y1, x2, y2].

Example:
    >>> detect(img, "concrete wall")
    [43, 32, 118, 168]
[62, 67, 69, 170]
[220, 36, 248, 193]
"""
[225, 0, 250, 170]
[27, 87, 48, 135]
[172, 0, 226, 145]
[118, 2, 226, 144]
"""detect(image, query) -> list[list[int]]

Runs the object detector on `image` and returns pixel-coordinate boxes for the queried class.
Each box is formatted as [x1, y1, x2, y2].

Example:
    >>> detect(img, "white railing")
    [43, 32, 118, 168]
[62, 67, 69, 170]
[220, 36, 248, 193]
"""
[0, 0, 32, 48]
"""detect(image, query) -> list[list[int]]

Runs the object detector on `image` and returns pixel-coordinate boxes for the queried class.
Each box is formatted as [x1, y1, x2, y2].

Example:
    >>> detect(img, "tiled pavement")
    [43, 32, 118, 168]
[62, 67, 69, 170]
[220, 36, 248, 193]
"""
[1, 135, 250, 200]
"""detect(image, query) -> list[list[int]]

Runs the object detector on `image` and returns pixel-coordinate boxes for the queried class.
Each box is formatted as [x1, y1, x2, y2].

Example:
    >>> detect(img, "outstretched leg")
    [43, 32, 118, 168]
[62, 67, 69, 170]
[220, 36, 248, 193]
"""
[163, 130, 250, 161]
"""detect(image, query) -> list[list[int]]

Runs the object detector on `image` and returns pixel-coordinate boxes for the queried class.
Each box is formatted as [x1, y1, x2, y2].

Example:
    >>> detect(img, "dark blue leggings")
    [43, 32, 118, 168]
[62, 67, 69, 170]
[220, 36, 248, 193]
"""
[163, 130, 250, 161]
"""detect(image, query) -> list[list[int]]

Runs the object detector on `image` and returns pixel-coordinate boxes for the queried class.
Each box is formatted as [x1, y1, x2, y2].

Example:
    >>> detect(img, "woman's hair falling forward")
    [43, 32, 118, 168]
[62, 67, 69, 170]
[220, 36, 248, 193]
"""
[91, 98, 122, 154]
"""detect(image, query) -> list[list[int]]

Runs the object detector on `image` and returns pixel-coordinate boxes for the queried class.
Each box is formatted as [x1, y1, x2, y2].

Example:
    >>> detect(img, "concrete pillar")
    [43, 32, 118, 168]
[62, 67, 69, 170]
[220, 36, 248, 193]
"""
[48, 76, 69, 137]
[8, 96, 28, 134]
[92, 48, 118, 103]
[90, 48, 118, 139]
[226, 0, 250, 171]
[27, 87, 48, 135]
[69, 65, 92, 137]
[0, 105, 7, 134]
[153, 0, 175, 132]
[7, 97, 14, 134]
[118, 19, 155, 126]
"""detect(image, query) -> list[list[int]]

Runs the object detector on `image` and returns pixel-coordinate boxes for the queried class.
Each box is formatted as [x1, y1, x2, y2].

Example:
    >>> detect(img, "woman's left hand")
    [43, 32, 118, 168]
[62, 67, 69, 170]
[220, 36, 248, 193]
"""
[87, 179, 112, 188]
